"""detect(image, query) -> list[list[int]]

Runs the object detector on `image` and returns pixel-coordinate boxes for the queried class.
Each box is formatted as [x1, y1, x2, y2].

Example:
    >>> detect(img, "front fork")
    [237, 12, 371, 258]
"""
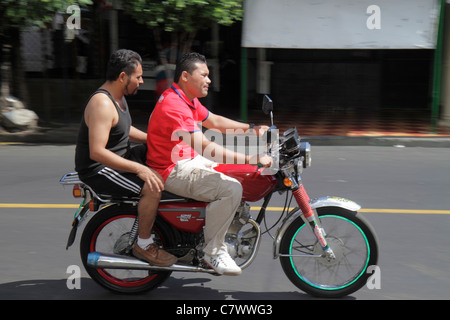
[292, 184, 336, 260]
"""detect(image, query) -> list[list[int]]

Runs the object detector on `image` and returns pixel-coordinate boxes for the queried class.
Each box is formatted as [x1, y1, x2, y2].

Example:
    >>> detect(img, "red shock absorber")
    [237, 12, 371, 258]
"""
[293, 184, 331, 251]
[293, 184, 314, 219]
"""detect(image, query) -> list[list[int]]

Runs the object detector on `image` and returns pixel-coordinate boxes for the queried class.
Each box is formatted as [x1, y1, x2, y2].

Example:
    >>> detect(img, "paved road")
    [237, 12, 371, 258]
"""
[0, 144, 449, 300]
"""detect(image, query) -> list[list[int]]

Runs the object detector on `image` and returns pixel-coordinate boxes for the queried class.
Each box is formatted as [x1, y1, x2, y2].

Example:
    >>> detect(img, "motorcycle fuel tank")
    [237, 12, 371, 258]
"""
[214, 164, 277, 202]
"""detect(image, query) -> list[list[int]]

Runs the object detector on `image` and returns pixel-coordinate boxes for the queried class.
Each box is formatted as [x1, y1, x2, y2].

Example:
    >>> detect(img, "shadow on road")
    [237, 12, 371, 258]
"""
[0, 277, 328, 300]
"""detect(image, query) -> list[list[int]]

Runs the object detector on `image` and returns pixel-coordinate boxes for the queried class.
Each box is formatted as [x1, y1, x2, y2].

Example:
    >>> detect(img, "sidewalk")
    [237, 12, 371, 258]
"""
[248, 109, 450, 147]
[0, 122, 80, 145]
[1, 110, 450, 147]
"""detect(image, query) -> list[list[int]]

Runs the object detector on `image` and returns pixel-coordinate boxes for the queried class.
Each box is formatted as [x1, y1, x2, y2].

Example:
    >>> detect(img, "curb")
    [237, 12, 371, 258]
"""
[1, 127, 450, 148]
[0, 127, 78, 144]
[304, 135, 450, 148]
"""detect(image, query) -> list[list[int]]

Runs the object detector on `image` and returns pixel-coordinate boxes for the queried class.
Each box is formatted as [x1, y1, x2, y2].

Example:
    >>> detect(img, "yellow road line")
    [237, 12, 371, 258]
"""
[250, 207, 450, 215]
[0, 142, 24, 145]
[1, 203, 449, 214]
[0, 203, 79, 208]
[359, 208, 450, 214]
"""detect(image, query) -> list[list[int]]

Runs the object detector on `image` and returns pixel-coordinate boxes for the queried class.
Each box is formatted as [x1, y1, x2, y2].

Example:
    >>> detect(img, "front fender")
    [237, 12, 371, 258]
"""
[273, 196, 361, 259]
[309, 196, 361, 212]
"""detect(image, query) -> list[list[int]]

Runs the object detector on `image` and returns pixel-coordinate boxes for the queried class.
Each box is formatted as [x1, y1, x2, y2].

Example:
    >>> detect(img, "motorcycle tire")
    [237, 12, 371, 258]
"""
[279, 207, 379, 298]
[79, 204, 175, 294]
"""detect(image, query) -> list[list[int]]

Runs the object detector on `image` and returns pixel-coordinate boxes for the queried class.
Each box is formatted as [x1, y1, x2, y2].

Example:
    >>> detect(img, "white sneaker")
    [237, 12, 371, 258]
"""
[203, 252, 242, 276]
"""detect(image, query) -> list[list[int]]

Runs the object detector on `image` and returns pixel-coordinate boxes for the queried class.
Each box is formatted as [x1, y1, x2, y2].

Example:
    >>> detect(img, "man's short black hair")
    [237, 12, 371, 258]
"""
[106, 49, 142, 81]
[174, 52, 207, 83]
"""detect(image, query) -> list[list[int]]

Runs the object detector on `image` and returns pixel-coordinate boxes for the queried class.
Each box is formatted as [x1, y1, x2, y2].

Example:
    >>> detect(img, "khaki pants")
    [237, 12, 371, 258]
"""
[164, 156, 243, 256]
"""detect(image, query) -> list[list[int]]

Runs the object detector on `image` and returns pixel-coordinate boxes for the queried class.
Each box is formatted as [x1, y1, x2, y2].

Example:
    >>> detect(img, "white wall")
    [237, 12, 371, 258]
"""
[242, 0, 440, 49]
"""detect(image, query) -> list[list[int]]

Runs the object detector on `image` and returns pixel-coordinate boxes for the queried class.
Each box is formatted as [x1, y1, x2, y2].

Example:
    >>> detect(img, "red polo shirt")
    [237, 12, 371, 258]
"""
[146, 83, 209, 181]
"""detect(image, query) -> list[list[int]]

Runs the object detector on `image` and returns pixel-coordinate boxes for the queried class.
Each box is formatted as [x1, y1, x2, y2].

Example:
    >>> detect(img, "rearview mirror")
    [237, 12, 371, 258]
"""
[262, 95, 273, 115]
[262, 95, 274, 127]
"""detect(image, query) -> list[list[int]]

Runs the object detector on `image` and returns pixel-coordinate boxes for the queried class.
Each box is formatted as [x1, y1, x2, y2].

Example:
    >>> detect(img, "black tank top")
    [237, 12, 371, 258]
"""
[75, 89, 132, 178]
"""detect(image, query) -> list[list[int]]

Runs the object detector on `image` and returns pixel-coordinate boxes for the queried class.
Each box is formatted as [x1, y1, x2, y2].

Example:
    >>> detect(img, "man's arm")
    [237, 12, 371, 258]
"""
[180, 130, 272, 167]
[129, 126, 147, 143]
[203, 112, 268, 136]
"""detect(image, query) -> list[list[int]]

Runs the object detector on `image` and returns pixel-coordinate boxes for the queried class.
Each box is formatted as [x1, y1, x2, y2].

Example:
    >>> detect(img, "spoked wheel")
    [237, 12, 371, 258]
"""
[279, 207, 379, 298]
[79, 204, 174, 294]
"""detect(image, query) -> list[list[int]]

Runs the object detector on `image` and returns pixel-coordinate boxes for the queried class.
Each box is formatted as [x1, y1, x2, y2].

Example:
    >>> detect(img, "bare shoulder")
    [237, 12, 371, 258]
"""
[84, 92, 117, 126]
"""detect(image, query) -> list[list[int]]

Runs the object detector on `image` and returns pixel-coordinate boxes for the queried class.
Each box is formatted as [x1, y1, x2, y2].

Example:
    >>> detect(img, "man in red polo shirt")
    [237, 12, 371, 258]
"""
[147, 52, 272, 275]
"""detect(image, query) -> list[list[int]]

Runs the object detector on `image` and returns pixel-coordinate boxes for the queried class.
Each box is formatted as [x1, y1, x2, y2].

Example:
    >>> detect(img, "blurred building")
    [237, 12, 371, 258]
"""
[17, 0, 242, 122]
[241, 0, 450, 128]
[12, 0, 450, 128]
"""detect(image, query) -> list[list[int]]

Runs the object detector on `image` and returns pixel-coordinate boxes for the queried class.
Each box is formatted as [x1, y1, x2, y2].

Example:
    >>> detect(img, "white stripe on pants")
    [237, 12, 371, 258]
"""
[164, 156, 243, 256]
[98, 167, 142, 194]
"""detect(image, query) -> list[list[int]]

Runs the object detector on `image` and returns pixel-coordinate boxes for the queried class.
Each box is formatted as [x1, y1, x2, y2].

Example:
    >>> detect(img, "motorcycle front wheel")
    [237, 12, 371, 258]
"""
[279, 207, 379, 298]
[79, 204, 175, 294]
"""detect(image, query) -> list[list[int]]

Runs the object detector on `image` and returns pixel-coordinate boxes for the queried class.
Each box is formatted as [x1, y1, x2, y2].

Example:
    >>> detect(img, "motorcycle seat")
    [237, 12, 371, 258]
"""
[60, 172, 192, 203]
[93, 190, 191, 203]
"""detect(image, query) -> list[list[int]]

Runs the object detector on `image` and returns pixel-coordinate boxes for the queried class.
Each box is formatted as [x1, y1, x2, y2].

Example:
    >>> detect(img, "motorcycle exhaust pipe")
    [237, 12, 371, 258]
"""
[87, 252, 217, 274]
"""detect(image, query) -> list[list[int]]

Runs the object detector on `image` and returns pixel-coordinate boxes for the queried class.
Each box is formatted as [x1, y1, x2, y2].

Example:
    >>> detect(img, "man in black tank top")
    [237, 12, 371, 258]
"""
[75, 49, 176, 267]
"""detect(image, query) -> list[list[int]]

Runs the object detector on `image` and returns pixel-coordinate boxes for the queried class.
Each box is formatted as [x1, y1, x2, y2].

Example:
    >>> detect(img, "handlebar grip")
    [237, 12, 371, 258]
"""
[263, 125, 277, 144]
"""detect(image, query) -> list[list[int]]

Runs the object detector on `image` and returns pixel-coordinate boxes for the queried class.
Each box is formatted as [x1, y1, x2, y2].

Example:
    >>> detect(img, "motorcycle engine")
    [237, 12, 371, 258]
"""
[225, 202, 257, 262]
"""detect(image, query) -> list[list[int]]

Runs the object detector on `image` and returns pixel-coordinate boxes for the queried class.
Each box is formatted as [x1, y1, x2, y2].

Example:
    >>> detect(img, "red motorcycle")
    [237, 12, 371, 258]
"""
[60, 96, 378, 298]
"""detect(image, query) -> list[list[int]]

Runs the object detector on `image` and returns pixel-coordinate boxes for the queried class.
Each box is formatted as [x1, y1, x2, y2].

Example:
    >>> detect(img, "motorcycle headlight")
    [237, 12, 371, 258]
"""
[300, 142, 311, 168]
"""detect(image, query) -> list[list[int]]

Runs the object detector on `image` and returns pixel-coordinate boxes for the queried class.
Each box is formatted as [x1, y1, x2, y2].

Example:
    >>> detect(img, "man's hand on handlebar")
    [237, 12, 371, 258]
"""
[247, 154, 273, 168]
[254, 125, 270, 137]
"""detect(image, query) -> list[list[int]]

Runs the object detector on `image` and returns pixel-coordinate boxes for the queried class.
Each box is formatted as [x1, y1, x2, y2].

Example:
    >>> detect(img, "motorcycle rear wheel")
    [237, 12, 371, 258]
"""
[79, 204, 175, 294]
[279, 207, 379, 298]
